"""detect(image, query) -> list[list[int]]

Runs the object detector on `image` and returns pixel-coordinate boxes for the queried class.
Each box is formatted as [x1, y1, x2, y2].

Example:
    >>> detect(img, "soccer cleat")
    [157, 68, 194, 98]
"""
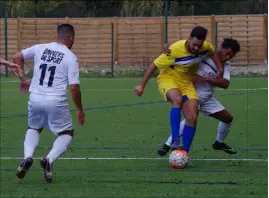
[157, 144, 171, 156]
[212, 141, 237, 154]
[16, 157, 33, 179]
[40, 157, 53, 183]
[171, 140, 180, 150]
[171, 140, 184, 151]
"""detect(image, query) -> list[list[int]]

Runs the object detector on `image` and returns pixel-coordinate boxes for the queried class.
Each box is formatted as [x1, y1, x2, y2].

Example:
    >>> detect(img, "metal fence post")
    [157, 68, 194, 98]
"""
[111, 22, 114, 77]
[264, 14, 268, 64]
[4, 0, 8, 77]
[164, 0, 169, 44]
[214, 22, 218, 50]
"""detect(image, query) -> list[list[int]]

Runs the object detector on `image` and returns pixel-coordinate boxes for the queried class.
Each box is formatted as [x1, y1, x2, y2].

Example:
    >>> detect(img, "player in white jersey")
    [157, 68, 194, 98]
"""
[157, 38, 240, 156]
[13, 24, 85, 183]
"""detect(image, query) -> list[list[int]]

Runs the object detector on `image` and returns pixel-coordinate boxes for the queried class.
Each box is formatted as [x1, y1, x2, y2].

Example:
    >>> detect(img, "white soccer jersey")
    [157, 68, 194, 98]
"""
[195, 57, 230, 97]
[22, 42, 80, 96]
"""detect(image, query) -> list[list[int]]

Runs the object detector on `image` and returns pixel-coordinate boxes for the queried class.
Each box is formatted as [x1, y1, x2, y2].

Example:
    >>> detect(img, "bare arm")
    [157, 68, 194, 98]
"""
[0, 58, 16, 67]
[210, 51, 224, 78]
[68, 56, 85, 125]
[0, 57, 25, 78]
[13, 52, 24, 70]
[134, 63, 158, 96]
[140, 63, 158, 88]
[69, 84, 83, 110]
[139, 44, 173, 87]
[135, 46, 175, 97]
[206, 78, 230, 89]
[192, 75, 230, 89]
[13, 52, 27, 82]
[69, 84, 85, 125]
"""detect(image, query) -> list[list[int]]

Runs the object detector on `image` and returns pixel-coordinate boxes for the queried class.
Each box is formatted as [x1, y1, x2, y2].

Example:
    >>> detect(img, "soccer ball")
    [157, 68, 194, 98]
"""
[169, 150, 189, 169]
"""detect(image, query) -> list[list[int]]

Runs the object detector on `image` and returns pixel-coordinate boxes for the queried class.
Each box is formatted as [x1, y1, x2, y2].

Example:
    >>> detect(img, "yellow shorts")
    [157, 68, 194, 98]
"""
[157, 72, 198, 101]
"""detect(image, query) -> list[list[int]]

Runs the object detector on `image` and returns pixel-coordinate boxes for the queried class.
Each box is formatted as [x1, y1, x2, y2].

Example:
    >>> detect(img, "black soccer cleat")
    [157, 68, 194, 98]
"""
[212, 141, 237, 154]
[40, 157, 53, 184]
[157, 144, 171, 156]
[16, 157, 33, 179]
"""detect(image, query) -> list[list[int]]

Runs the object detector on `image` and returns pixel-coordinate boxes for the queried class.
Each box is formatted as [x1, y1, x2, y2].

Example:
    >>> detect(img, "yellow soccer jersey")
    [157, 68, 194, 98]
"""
[154, 40, 214, 75]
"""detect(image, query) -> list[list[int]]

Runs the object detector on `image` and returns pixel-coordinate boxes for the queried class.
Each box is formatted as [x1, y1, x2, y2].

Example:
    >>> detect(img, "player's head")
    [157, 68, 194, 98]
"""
[219, 38, 240, 62]
[187, 26, 208, 54]
[57, 24, 75, 49]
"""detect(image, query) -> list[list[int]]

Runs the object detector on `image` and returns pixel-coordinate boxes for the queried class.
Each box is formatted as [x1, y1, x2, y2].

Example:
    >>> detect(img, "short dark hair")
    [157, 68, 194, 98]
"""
[190, 26, 208, 40]
[221, 38, 241, 53]
[57, 24, 75, 38]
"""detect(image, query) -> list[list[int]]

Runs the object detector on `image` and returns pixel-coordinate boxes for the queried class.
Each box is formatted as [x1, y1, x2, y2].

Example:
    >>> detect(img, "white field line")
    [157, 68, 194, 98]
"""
[0, 157, 267, 162]
[0, 77, 267, 84]
[0, 78, 141, 84]
[0, 88, 267, 92]
[0, 80, 20, 83]
[215, 88, 267, 91]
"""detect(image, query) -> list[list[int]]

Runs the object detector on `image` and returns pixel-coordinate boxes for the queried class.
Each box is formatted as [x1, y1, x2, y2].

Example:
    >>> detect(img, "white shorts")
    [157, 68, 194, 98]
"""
[198, 95, 225, 116]
[28, 93, 73, 135]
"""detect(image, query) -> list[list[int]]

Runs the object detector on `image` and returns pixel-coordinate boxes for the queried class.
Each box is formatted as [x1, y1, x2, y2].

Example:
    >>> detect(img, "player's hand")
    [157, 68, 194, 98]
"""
[192, 75, 208, 84]
[14, 69, 25, 80]
[77, 109, 85, 125]
[9, 63, 24, 78]
[20, 80, 30, 93]
[216, 69, 224, 79]
[134, 84, 144, 96]
[162, 43, 171, 56]
[8, 62, 20, 69]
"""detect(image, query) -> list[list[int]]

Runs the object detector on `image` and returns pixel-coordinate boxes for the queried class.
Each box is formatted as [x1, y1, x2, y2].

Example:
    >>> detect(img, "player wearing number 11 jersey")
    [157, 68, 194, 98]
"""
[13, 24, 85, 183]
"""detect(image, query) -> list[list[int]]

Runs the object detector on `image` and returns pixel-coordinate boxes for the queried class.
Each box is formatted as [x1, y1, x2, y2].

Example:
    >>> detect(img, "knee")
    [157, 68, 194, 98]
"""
[223, 115, 233, 124]
[58, 130, 74, 137]
[185, 113, 198, 126]
[28, 127, 43, 133]
[166, 89, 183, 107]
[171, 96, 182, 107]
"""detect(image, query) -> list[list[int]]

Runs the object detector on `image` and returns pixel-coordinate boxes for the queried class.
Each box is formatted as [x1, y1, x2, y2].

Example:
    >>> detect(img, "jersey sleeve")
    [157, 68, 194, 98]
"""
[153, 44, 177, 69]
[21, 45, 39, 60]
[223, 62, 230, 81]
[68, 56, 80, 85]
[203, 41, 215, 56]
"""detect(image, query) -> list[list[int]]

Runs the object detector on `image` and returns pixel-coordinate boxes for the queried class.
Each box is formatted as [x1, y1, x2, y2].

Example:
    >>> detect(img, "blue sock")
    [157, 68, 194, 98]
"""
[182, 125, 196, 153]
[170, 107, 181, 141]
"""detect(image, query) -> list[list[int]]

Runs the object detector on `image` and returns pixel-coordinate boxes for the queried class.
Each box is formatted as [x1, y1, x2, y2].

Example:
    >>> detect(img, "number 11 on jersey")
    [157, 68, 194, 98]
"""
[39, 64, 56, 87]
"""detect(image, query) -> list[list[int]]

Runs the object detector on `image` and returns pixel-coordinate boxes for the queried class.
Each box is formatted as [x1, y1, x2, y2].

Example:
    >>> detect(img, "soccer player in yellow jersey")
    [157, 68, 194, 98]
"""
[135, 26, 223, 152]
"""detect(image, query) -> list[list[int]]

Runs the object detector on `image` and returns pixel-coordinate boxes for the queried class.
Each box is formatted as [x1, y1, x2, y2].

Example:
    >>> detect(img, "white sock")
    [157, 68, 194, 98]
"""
[165, 119, 186, 146]
[165, 136, 173, 146]
[24, 129, 40, 159]
[216, 122, 232, 143]
[179, 119, 186, 136]
[47, 135, 72, 164]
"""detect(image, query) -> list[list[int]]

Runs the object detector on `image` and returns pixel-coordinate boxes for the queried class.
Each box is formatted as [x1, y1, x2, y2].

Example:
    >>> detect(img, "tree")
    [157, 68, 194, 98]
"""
[121, 0, 164, 17]
[2, 0, 268, 18]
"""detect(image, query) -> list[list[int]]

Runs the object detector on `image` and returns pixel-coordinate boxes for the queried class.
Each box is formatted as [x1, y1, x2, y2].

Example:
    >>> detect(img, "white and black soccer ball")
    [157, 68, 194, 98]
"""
[169, 150, 189, 169]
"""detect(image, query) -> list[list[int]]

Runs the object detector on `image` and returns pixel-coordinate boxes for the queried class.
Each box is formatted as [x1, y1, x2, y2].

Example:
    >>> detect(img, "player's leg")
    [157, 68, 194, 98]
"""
[211, 110, 235, 154]
[157, 76, 183, 150]
[157, 119, 186, 156]
[200, 97, 236, 154]
[16, 95, 47, 179]
[40, 130, 73, 183]
[166, 89, 184, 149]
[41, 98, 73, 183]
[180, 84, 199, 153]
[181, 99, 198, 153]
